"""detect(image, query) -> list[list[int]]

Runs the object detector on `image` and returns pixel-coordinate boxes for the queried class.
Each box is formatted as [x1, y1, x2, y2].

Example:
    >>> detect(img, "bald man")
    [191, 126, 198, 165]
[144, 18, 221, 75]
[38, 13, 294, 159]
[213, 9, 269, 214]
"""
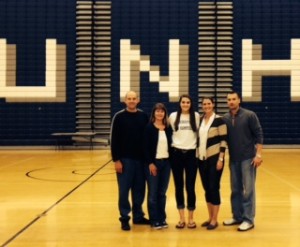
[110, 91, 150, 230]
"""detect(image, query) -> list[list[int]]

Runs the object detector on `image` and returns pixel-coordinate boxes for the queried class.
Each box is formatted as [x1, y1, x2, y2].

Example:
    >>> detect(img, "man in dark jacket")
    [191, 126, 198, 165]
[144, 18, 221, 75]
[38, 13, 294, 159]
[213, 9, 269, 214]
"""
[110, 91, 149, 231]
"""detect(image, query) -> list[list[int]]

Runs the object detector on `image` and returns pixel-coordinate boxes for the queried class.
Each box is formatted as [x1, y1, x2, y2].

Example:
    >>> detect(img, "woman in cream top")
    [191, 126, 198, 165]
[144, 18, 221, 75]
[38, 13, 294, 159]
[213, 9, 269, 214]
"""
[169, 94, 200, 229]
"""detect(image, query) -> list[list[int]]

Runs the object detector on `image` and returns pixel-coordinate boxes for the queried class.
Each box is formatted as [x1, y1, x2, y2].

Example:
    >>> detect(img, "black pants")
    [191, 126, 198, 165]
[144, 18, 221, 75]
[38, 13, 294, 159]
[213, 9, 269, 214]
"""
[171, 148, 197, 210]
[198, 155, 224, 205]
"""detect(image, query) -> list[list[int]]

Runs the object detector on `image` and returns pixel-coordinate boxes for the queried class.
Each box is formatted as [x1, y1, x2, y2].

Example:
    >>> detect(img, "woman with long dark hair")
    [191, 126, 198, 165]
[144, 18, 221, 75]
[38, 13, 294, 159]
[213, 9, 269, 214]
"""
[169, 95, 200, 229]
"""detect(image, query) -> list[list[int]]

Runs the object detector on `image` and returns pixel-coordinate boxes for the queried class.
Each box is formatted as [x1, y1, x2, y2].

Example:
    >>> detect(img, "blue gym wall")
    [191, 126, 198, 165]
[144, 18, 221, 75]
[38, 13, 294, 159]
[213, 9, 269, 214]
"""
[0, 0, 76, 145]
[0, 0, 300, 145]
[233, 0, 300, 144]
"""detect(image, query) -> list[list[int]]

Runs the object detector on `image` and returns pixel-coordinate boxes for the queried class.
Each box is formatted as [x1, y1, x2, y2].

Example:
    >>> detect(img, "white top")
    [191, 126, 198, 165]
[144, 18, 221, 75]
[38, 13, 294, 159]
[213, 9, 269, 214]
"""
[198, 113, 215, 160]
[156, 130, 169, 159]
[169, 112, 200, 150]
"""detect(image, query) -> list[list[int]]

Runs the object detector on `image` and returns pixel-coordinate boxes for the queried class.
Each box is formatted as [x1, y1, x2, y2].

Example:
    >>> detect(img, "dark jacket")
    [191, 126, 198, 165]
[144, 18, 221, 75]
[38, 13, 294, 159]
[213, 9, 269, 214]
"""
[223, 107, 263, 161]
[143, 123, 173, 165]
[110, 109, 148, 162]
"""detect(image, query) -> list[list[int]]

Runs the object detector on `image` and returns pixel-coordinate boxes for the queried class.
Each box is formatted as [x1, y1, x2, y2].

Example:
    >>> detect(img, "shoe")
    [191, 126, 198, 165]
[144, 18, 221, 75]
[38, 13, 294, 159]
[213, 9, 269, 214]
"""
[133, 217, 150, 225]
[175, 221, 186, 229]
[151, 222, 162, 230]
[187, 222, 197, 229]
[223, 218, 242, 226]
[160, 221, 169, 229]
[201, 221, 210, 227]
[238, 221, 254, 231]
[121, 221, 131, 231]
[207, 222, 218, 230]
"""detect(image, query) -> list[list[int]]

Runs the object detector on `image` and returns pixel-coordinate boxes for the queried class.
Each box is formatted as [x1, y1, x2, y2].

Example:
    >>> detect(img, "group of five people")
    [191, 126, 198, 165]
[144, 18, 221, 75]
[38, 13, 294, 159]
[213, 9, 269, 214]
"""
[110, 91, 263, 232]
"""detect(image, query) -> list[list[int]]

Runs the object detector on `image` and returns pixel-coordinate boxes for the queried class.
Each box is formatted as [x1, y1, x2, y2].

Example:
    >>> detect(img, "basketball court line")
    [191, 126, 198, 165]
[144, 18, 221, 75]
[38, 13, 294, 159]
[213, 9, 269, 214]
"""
[0, 156, 35, 171]
[1, 159, 112, 247]
[25, 164, 115, 183]
[260, 166, 300, 192]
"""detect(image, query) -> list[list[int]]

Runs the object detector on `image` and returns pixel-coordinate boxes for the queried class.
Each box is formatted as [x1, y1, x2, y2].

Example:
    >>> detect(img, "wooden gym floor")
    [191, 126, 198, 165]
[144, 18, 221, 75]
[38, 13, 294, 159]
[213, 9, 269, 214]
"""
[0, 149, 299, 247]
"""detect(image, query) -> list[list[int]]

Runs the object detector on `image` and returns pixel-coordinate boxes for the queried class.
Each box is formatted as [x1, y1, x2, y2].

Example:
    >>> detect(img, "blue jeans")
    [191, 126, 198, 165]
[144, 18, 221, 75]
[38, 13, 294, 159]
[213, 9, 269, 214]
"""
[229, 158, 256, 224]
[146, 159, 171, 224]
[116, 158, 146, 222]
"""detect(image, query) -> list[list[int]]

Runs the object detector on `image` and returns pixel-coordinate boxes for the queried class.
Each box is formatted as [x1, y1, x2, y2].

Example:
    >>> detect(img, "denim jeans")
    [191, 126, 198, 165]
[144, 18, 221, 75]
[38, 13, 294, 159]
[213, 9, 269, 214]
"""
[146, 159, 171, 224]
[116, 158, 146, 222]
[171, 149, 197, 210]
[229, 158, 256, 224]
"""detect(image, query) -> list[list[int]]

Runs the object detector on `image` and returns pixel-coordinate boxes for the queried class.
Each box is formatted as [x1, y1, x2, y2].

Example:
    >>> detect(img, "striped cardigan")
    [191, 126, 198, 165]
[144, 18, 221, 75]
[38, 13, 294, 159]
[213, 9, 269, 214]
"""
[198, 114, 228, 159]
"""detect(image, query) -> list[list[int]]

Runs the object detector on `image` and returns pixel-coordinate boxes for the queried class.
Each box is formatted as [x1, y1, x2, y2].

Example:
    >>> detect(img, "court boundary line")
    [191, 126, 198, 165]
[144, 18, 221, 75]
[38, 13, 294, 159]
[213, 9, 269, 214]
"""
[260, 166, 300, 192]
[1, 159, 112, 247]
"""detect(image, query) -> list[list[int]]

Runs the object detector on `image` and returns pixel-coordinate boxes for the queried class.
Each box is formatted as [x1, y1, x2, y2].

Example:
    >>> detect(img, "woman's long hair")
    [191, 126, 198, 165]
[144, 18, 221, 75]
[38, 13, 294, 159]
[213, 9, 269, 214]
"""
[150, 103, 169, 127]
[174, 94, 197, 132]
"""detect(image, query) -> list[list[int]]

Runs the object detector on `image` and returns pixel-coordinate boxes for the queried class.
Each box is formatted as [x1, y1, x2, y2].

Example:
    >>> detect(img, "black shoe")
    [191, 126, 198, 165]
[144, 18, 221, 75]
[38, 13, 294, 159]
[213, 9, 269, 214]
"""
[133, 217, 150, 225]
[207, 222, 218, 230]
[151, 222, 162, 230]
[160, 221, 169, 229]
[121, 221, 131, 231]
[201, 221, 210, 227]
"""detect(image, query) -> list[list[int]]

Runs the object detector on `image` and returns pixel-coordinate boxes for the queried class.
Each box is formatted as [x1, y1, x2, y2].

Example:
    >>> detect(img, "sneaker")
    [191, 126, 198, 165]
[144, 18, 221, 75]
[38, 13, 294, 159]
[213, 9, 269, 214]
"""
[121, 221, 131, 231]
[160, 221, 169, 229]
[223, 218, 242, 226]
[238, 221, 254, 231]
[133, 217, 150, 225]
[151, 222, 163, 230]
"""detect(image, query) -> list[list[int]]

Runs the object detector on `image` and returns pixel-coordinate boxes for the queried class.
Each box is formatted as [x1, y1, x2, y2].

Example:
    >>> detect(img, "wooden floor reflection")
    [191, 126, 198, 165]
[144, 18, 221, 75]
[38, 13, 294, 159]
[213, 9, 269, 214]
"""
[0, 149, 299, 247]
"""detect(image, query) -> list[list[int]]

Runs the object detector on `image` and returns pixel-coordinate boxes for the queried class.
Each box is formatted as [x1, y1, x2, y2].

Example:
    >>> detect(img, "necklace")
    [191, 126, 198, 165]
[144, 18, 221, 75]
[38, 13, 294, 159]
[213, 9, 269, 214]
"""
[154, 122, 165, 130]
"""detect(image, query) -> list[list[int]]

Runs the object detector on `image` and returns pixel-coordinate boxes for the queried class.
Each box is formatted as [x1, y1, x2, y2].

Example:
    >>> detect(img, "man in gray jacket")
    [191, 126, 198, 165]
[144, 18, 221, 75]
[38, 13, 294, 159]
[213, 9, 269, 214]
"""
[222, 91, 263, 231]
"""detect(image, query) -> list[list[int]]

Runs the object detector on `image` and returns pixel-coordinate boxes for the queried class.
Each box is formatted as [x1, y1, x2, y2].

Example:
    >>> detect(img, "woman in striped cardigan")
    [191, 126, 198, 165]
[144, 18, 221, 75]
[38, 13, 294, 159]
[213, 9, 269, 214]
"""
[198, 97, 227, 230]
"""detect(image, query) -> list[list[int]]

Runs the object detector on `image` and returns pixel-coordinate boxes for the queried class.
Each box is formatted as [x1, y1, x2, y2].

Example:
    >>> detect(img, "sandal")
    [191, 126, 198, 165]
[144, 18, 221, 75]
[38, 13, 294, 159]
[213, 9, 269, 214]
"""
[175, 221, 186, 229]
[187, 222, 197, 229]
